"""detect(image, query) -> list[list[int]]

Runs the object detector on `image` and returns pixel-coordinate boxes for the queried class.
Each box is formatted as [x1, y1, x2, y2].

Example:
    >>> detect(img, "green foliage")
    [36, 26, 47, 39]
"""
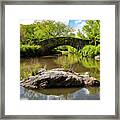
[20, 61, 42, 80]
[78, 44, 100, 58]
[54, 54, 80, 70]
[67, 46, 77, 54]
[77, 20, 100, 46]
[34, 20, 74, 39]
[20, 54, 100, 80]
[52, 44, 100, 58]
[95, 44, 100, 55]
[80, 58, 100, 70]
[53, 45, 77, 55]
[54, 46, 68, 51]
[20, 24, 36, 45]
[20, 20, 74, 45]
[20, 45, 42, 57]
[20, 20, 100, 58]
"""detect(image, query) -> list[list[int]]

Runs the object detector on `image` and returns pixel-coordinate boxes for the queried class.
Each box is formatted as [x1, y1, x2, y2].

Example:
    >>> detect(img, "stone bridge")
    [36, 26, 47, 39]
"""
[38, 37, 91, 55]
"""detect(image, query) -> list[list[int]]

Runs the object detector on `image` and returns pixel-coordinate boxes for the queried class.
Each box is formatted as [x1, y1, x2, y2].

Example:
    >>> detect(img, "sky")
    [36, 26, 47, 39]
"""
[20, 19, 86, 31]
[68, 20, 86, 30]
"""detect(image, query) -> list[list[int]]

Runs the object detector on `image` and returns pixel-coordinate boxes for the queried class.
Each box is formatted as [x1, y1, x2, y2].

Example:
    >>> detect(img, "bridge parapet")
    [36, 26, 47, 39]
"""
[39, 37, 90, 49]
[37, 37, 93, 55]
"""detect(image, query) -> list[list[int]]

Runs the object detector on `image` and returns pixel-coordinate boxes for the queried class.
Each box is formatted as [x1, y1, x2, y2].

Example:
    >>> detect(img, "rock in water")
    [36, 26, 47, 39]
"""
[20, 68, 100, 89]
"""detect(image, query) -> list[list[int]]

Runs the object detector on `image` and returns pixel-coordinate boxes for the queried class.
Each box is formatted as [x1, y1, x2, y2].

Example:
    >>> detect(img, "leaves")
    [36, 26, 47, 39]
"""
[20, 45, 42, 57]
[78, 44, 100, 58]
[20, 20, 74, 45]
[77, 20, 100, 46]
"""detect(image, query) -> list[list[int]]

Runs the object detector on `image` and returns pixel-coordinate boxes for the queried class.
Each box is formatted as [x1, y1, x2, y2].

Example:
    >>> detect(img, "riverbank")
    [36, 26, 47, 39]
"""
[20, 44, 100, 59]
[20, 54, 100, 81]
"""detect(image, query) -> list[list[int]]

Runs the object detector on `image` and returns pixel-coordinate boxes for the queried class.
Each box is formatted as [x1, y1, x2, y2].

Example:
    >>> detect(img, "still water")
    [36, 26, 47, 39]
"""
[20, 54, 100, 100]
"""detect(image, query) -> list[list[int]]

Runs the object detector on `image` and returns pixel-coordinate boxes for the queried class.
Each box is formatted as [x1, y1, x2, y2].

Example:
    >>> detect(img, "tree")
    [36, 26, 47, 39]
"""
[33, 20, 74, 40]
[20, 24, 35, 44]
[77, 20, 100, 46]
[20, 20, 75, 45]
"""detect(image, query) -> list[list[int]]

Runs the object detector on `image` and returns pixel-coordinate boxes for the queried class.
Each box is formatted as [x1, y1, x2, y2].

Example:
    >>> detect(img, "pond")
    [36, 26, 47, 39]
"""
[20, 54, 100, 100]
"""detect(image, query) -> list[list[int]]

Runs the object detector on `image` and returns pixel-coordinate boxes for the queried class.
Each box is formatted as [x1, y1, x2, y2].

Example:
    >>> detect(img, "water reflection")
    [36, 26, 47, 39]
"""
[20, 87, 100, 100]
[20, 54, 100, 80]
[20, 54, 100, 100]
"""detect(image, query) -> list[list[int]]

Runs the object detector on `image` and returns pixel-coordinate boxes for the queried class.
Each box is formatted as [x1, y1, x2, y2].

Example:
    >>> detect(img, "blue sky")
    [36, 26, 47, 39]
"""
[68, 20, 86, 30]
[20, 19, 86, 31]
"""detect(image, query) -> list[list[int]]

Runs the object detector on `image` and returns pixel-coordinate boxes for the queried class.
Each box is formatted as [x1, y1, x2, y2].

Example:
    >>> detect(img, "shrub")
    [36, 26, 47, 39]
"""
[78, 44, 100, 58]
[20, 45, 42, 57]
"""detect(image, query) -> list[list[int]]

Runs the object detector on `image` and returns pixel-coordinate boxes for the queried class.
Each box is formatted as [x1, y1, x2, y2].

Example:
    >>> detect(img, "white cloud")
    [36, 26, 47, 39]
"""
[76, 21, 86, 29]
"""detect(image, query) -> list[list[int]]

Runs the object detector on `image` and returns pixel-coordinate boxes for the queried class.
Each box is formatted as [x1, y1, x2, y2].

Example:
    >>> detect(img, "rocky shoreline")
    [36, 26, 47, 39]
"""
[20, 68, 100, 89]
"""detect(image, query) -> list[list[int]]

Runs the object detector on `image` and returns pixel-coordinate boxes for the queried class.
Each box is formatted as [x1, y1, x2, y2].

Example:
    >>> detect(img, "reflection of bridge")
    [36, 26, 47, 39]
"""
[38, 37, 91, 55]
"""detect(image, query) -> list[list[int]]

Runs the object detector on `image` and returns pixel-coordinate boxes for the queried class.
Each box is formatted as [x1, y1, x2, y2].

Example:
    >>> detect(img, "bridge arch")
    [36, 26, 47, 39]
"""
[38, 37, 90, 55]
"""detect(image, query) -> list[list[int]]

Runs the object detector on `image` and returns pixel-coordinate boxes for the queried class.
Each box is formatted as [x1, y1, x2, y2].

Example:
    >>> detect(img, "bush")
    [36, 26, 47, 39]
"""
[78, 44, 100, 58]
[95, 44, 100, 55]
[20, 45, 42, 57]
